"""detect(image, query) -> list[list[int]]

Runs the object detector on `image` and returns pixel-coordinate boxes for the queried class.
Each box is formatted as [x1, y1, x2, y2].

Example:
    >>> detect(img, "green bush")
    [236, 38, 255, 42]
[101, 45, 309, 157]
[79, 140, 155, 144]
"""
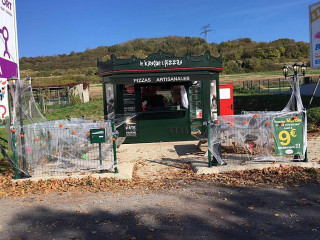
[307, 107, 320, 131]
[70, 95, 82, 105]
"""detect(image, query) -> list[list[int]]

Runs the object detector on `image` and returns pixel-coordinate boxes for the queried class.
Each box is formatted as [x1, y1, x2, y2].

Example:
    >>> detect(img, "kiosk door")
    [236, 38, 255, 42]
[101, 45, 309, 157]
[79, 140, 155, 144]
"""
[219, 84, 234, 116]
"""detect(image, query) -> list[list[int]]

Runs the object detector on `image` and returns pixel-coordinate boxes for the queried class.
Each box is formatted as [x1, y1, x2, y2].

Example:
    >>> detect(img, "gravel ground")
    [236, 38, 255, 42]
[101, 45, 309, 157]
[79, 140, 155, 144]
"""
[117, 135, 320, 180]
[117, 140, 206, 179]
[307, 134, 320, 164]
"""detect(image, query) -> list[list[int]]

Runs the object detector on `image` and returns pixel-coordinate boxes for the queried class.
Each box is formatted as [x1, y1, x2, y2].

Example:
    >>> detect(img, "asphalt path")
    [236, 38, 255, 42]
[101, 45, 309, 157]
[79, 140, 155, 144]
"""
[0, 182, 319, 240]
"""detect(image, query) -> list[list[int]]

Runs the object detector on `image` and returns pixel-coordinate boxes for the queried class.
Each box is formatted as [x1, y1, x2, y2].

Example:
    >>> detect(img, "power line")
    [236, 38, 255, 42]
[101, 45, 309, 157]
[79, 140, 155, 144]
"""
[200, 24, 212, 43]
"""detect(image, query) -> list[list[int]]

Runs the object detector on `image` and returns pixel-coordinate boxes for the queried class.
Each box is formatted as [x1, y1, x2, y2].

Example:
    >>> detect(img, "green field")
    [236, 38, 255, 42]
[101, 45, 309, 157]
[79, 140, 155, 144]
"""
[45, 100, 104, 121]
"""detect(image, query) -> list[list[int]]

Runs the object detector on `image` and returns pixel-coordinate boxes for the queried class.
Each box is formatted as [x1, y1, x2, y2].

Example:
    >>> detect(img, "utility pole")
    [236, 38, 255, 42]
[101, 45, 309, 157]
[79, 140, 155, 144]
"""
[200, 24, 212, 42]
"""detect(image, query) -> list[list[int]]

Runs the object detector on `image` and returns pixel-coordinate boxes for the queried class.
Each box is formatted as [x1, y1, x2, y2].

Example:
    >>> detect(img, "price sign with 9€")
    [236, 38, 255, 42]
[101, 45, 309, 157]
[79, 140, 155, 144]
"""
[273, 115, 304, 156]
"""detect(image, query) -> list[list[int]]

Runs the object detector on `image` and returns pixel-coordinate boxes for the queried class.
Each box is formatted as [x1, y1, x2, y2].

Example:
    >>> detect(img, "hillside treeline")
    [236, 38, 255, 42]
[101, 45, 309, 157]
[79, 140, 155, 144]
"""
[20, 36, 310, 81]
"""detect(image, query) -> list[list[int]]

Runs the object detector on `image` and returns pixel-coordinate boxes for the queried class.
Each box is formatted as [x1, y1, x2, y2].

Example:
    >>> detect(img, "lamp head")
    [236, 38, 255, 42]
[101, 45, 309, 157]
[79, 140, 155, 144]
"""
[282, 65, 288, 78]
[301, 62, 307, 76]
[292, 62, 300, 75]
[9, 76, 18, 85]
[26, 76, 32, 85]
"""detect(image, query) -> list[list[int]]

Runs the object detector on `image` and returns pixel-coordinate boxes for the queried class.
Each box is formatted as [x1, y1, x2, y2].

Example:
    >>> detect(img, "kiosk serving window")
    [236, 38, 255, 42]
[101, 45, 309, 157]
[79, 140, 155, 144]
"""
[140, 84, 189, 111]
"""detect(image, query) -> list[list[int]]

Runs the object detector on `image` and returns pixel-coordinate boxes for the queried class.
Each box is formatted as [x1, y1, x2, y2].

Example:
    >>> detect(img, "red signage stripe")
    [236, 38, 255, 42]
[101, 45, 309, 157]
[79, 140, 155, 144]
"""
[98, 66, 223, 75]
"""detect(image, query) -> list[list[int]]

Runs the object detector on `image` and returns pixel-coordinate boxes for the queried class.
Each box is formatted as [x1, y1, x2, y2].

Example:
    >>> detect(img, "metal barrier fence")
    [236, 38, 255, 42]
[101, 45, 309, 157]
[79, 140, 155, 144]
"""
[208, 111, 307, 166]
[12, 119, 115, 177]
[234, 77, 313, 92]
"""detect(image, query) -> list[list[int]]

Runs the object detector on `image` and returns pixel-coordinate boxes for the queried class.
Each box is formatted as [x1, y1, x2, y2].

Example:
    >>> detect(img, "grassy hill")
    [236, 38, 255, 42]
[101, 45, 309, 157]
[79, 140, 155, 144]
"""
[20, 36, 315, 87]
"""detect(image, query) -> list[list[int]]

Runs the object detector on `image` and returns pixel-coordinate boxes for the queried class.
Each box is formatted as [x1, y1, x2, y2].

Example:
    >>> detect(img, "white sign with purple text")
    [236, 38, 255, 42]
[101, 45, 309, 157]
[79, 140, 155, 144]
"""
[0, 0, 18, 119]
[310, 1, 320, 68]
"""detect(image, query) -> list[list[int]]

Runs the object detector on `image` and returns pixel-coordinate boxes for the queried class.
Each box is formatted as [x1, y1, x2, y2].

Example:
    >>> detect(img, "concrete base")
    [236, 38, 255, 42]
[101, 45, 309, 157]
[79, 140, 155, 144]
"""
[13, 163, 135, 182]
[190, 159, 320, 175]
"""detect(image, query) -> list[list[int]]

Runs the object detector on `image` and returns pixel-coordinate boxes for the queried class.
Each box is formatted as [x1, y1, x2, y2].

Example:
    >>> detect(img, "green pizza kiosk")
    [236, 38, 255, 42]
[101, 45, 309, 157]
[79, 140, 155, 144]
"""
[97, 50, 222, 143]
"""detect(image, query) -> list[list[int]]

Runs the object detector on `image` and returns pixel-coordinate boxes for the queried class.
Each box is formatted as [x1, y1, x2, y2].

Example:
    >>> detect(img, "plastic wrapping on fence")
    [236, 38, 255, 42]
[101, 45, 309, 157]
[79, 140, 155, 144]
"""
[114, 114, 139, 129]
[209, 110, 307, 165]
[8, 78, 117, 177]
[9, 78, 47, 126]
[282, 73, 304, 112]
[209, 71, 307, 165]
[13, 120, 113, 176]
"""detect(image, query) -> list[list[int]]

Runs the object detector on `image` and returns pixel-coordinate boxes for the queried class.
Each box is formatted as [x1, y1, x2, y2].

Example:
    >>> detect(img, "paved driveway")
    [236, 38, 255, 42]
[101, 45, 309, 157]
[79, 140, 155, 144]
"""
[0, 182, 319, 240]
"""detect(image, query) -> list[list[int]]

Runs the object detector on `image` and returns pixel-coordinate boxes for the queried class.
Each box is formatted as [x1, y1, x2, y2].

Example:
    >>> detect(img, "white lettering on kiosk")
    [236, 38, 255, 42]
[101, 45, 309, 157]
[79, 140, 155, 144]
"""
[156, 76, 190, 82]
[139, 59, 183, 68]
[133, 78, 151, 83]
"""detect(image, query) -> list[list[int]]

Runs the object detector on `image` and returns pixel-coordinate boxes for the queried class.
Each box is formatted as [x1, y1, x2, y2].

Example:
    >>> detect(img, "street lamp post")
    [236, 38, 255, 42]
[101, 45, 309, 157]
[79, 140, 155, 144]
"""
[282, 62, 307, 111]
[282, 63, 307, 162]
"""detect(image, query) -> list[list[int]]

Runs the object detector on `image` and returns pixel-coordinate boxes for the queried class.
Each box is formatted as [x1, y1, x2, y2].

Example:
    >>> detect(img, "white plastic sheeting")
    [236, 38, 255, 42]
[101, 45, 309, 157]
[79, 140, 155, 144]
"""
[208, 73, 307, 165]
[209, 111, 307, 165]
[9, 78, 115, 176]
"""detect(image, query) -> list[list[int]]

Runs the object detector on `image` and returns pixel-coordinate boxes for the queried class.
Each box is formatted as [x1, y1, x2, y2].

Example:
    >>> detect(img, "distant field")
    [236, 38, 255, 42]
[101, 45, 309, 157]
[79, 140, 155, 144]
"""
[21, 67, 320, 90]
[220, 69, 320, 85]
[89, 84, 103, 99]
[88, 71, 320, 96]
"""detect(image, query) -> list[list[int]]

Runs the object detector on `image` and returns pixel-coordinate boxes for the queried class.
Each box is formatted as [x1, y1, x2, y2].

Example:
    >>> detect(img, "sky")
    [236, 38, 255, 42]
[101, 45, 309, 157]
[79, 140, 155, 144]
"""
[16, 0, 318, 58]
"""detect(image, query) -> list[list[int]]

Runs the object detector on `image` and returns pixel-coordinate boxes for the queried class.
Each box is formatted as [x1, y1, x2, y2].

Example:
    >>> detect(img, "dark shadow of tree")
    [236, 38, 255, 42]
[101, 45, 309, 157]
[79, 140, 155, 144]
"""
[7, 206, 233, 240]
[5, 183, 320, 240]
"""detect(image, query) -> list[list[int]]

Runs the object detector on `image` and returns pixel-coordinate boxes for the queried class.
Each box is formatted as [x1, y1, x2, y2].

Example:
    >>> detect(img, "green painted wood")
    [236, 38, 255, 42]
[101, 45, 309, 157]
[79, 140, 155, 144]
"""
[124, 111, 192, 143]
[99, 51, 222, 143]
[98, 50, 222, 74]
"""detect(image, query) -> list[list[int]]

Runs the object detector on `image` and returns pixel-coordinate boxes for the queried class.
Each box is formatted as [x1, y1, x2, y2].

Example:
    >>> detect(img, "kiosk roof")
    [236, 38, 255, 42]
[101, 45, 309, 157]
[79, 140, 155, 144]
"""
[97, 50, 222, 76]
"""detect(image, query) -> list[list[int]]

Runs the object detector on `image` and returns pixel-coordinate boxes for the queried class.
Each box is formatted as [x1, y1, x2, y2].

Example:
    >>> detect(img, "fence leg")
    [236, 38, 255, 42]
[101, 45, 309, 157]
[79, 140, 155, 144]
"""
[305, 148, 308, 162]
[11, 130, 19, 179]
[47, 131, 52, 162]
[99, 143, 102, 173]
[207, 115, 212, 168]
[111, 120, 118, 173]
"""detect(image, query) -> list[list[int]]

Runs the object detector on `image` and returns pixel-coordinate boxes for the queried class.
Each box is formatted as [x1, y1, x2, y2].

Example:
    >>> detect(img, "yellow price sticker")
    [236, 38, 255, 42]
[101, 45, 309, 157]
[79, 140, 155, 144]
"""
[290, 129, 296, 137]
[278, 130, 291, 146]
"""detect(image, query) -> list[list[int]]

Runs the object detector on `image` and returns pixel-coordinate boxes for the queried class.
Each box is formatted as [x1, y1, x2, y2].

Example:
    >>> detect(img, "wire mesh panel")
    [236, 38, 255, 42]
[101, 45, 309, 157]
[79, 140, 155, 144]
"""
[13, 119, 114, 176]
[7, 78, 116, 177]
[209, 111, 307, 165]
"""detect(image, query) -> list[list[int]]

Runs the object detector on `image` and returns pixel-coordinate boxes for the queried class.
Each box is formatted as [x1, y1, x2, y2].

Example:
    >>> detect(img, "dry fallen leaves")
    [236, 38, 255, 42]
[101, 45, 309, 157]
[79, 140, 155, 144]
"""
[0, 165, 319, 198]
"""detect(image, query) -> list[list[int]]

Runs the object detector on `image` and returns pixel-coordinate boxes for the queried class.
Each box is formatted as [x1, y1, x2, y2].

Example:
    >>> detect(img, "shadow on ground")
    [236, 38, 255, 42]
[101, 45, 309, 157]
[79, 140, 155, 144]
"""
[174, 144, 206, 157]
[4, 183, 320, 240]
